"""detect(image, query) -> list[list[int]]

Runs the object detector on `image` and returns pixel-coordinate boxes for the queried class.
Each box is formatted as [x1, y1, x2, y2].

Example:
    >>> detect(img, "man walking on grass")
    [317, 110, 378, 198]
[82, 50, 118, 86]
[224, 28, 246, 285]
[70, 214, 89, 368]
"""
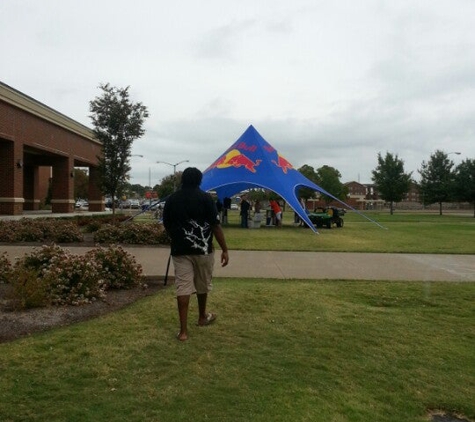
[163, 167, 229, 341]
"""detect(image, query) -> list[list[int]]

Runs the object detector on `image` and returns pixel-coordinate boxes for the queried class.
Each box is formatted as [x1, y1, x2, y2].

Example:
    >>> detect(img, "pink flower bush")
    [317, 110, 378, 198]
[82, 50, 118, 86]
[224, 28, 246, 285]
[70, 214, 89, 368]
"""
[8, 244, 144, 308]
[86, 245, 143, 290]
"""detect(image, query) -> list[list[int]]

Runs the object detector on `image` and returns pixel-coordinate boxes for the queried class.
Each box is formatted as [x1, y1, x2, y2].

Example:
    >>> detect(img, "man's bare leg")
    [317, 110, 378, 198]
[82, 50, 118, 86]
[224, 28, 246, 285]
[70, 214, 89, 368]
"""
[197, 293, 216, 326]
[177, 295, 190, 341]
[197, 293, 208, 324]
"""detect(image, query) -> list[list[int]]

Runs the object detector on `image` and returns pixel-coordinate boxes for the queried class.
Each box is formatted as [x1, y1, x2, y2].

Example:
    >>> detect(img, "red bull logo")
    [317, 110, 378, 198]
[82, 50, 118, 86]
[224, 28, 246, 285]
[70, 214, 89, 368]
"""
[272, 153, 293, 174]
[207, 149, 261, 173]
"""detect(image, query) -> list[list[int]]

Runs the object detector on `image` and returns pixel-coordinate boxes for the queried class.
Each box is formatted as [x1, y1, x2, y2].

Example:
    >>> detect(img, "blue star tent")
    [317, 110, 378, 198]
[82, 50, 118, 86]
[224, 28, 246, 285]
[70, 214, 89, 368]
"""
[200, 125, 360, 233]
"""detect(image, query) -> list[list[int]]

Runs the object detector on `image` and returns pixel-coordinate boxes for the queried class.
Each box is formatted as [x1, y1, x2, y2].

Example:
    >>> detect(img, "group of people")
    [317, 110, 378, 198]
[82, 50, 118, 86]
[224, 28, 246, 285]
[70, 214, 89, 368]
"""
[239, 196, 282, 228]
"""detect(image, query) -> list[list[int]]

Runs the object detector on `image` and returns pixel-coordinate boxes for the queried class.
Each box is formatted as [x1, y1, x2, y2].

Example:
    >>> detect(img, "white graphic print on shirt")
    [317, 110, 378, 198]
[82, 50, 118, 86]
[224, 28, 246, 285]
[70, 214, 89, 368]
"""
[183, 220, 211, 254]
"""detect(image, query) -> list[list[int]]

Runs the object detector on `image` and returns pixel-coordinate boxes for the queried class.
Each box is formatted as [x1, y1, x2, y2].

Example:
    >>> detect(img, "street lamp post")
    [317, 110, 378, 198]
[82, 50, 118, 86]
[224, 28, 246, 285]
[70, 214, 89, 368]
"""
[130, 155, 144, 185]
[156, 160, 190, 192]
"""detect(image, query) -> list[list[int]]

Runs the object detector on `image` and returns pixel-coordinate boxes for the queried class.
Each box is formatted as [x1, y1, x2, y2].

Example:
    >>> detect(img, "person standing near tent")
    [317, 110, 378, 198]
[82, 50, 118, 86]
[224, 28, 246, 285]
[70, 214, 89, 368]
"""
[270, 199, 282, 227]
[216, 197, 223, 223]
[240, 195, 251, 228]
[254, 199, 262, 214]
[163, 167, 229, 342]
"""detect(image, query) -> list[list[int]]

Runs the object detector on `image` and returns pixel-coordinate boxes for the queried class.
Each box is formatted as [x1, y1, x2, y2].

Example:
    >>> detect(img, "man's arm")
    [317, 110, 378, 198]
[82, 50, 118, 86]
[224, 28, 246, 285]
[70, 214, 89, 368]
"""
[212, 224, 229, 267]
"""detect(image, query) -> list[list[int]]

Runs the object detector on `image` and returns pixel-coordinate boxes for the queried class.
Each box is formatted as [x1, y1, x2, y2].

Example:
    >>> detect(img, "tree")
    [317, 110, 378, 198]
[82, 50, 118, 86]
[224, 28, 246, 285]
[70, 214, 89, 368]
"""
[129, 183, 147, 198]
[297, 164, 320, 200]
[316, 165, 348, 205]
[156, 171, 183, 199]
[418, 150, 456, 216]
[371, 152, 412, 215]
[454, 158, 475, 217]
[89, 83, 149, 215]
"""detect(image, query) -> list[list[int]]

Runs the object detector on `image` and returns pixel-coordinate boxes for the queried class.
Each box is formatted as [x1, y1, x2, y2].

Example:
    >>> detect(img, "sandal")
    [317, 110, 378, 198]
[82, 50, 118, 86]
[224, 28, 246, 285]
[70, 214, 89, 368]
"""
[197, 312, 217, 326]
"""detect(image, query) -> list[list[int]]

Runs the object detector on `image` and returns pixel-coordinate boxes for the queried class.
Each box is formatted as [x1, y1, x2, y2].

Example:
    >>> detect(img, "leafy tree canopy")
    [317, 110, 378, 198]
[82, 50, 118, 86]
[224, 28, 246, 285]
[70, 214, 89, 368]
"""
[127, 183, 147, 198]
[156, 172, 183, 199]
[297, 165, 320, 200]
[372, 152, 412, 214]
[454, 158, 475, 217]
[89, 83, 149, 214]
[316, 165, 348, 205]
[418, 150, 456, 215]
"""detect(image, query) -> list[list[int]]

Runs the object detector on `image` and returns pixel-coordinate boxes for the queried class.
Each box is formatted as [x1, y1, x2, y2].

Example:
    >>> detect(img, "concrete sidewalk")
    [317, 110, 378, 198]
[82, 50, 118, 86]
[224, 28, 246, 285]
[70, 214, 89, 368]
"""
[1, 244, 474, 282]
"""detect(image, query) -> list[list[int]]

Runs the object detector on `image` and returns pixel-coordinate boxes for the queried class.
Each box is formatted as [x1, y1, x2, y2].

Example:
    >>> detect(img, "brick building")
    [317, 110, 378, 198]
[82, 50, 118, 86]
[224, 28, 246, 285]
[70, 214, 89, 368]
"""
[0, 82, 104, 215]
[345, 181, 426, 210]
[344, 181, 385, 210]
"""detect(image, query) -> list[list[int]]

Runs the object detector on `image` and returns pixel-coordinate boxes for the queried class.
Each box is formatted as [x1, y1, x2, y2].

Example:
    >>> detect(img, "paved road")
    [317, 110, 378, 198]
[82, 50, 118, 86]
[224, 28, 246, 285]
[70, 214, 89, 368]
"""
[1, 245, 474, 282]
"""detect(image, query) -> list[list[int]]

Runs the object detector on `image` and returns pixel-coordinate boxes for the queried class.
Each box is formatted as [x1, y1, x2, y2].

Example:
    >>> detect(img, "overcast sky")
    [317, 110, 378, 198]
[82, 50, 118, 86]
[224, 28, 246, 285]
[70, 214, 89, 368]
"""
[1, 0, 474, 186]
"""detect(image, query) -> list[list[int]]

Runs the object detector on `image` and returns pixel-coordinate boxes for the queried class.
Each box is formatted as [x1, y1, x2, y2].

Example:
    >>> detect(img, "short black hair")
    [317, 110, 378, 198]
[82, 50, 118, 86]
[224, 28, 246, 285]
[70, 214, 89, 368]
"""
[181, 167, 202, 188]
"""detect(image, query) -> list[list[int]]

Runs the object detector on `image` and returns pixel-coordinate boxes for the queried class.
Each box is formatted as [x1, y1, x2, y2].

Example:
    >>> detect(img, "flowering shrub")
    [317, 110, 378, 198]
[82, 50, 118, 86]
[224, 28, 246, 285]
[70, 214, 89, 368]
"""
[86, 245, 143, 289]
[7, 244, 144, 309]
[0, 219, 83, 243]
[19, 244, 68, 272]
[50, 221, 84, 243]
[10, 220, 45, 242]
[23, 218, 56, 240]
[156, 227, 171, 245]
[0, 216, 169, 245]
[12, 244, 103, 306]
[93, 224, 122, 244]
[42, 253, 106, 306]
[74, 214, 129, 229]
[93, 223, 170, 245]
[119, 222, 168, 244]
[0, 252, 12, 284]
[0, 221, 16, 242]
[85, 219, 103, 233]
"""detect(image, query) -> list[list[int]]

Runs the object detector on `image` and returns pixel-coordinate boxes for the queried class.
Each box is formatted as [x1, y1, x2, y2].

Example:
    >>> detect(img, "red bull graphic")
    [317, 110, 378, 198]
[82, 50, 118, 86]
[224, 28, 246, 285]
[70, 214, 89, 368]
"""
[208, 149, 262, 173]
[272, 153, 293, 174]
[237, 142, 258, 152]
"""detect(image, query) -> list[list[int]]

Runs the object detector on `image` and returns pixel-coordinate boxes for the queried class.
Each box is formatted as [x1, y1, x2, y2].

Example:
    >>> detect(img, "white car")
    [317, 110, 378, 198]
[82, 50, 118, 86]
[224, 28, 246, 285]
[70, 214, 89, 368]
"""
[129, 199, 140, 209]
[75, 200, 88, 209]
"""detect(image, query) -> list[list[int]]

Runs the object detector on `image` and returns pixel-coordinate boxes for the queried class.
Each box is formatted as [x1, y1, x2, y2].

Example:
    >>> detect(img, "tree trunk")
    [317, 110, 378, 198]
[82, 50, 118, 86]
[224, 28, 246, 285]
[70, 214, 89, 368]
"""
[390, 201, 394, 215]
[439, 202, 443, 216]
[112, 201, 117, 224]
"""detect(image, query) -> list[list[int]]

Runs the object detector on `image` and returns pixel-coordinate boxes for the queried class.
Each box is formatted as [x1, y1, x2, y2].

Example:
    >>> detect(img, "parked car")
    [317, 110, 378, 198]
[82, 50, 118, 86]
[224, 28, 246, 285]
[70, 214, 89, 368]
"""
[129, 199, 140, 209]
[75, 199, 88, 209]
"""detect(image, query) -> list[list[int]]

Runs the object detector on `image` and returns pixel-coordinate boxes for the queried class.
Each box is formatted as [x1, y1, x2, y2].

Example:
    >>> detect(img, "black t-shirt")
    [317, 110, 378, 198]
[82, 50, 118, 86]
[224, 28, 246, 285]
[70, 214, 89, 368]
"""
[240, 199, 250, 215]
[163, 187, 220, 256]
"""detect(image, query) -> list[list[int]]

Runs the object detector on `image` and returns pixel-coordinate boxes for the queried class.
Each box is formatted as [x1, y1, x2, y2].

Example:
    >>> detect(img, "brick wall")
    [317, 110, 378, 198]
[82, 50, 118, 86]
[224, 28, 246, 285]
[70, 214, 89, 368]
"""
[0, 88, 103, 215]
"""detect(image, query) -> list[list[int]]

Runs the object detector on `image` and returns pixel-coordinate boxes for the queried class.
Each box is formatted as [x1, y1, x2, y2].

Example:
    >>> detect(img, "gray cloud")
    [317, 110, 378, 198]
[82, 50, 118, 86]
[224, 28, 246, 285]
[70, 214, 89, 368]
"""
[1, 0, 473, 187]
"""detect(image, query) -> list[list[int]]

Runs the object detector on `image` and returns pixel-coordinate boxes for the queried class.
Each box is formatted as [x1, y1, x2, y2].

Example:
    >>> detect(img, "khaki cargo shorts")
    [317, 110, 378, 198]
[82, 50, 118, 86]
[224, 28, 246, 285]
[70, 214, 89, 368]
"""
[172, 254, 215, 296]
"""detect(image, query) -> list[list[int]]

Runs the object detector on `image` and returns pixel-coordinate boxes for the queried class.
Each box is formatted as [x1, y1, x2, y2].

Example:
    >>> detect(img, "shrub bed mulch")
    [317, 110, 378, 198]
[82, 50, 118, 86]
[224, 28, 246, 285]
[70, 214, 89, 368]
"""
[0, 278, 169, 343]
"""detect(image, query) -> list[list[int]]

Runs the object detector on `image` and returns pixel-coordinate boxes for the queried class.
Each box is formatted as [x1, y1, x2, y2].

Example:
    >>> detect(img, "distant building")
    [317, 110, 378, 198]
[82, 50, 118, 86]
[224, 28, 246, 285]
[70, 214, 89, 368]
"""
[345, 181, 426, 210]
[343, 181, 384, 210]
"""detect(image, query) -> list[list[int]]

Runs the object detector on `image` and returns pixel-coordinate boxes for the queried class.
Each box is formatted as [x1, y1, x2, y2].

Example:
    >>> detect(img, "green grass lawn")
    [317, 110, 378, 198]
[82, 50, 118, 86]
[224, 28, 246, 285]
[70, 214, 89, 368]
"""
[213, 210, 475, 254]
[133, 209, 475, 254]
[1, 279, 474, 421]
[1, 210, 473, 421]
